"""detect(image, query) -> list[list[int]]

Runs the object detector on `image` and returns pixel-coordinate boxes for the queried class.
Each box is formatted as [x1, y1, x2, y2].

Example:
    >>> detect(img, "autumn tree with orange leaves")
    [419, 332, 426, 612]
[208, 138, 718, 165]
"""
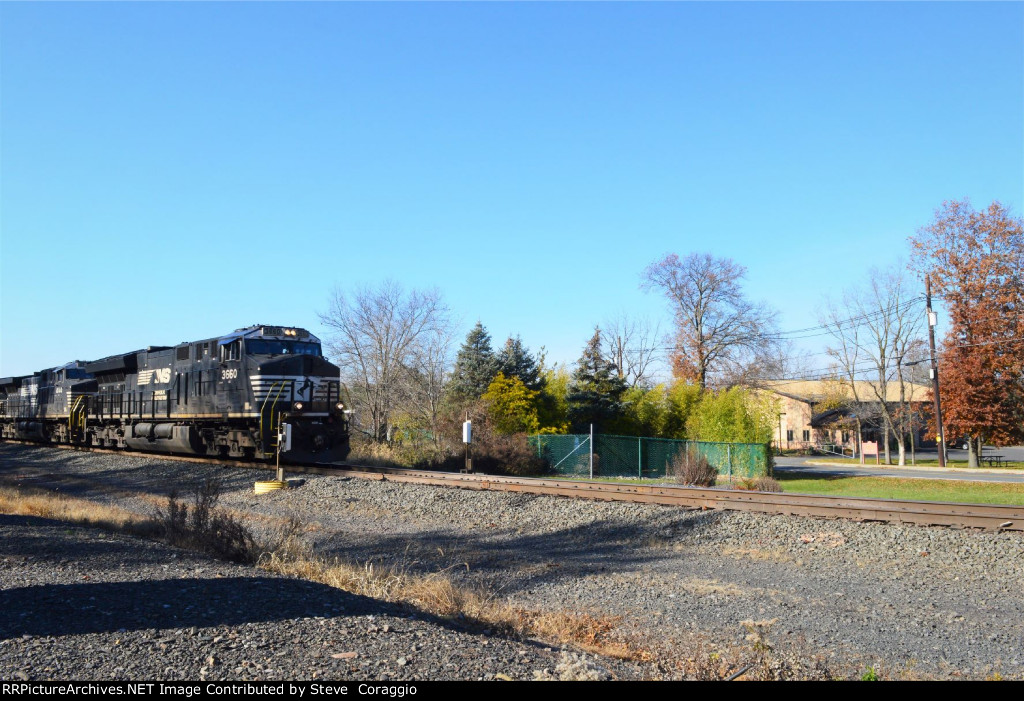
[910, 199, 1024, 467]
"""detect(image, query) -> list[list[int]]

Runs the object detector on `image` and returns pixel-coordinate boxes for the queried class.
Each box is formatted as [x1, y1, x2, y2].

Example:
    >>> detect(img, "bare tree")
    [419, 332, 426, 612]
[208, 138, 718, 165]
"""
[398, 320, 457, 447]
[761, 340, 816, 381]
[820, 296, 870, 458]
[602, 313, 661, 387]
[642, 253, 779, 390]
[723, 338, 816, 388]
[820, 265, 926, 465]
[319, 281, 449, 443]
[899, 344, 932, 463]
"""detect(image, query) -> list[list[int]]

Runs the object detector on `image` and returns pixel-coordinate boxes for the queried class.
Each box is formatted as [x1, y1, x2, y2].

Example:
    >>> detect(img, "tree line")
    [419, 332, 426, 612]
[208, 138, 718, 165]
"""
[318, 278, 779, 473]
[319, 198, 1023, 471]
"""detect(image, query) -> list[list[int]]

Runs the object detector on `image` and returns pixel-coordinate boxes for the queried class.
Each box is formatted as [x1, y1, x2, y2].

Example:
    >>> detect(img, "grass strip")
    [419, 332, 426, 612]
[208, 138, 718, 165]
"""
[776, 474, 1024, 505]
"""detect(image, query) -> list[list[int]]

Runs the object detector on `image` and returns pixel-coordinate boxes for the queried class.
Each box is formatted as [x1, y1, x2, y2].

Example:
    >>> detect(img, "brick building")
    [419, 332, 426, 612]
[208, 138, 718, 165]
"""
[754, 379, 932, 455]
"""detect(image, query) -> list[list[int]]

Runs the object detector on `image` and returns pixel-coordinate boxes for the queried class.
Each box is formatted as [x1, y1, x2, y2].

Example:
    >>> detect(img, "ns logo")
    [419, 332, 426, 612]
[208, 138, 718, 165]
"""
[138, 368, 172, 385]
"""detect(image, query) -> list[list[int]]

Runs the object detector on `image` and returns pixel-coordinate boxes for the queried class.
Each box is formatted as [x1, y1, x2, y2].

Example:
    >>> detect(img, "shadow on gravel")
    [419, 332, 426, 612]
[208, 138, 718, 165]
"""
[0, 514, 541, 646]
[0, 576, 383, 640]
[0, 514, 387, 640]
[0, 520, 175, 569]
[320, 512, 717, 593]
[0, 444, 258, 499]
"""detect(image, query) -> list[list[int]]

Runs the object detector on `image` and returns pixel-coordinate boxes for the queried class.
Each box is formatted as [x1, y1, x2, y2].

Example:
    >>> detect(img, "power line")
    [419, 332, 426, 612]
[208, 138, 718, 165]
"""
[615, 293, 1021, 378]
[624, 295, 928, 354]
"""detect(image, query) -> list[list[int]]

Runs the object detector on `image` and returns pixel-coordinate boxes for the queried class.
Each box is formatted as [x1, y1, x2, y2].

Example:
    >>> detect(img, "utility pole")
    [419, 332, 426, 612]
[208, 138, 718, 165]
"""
[926, 275, 946, 467]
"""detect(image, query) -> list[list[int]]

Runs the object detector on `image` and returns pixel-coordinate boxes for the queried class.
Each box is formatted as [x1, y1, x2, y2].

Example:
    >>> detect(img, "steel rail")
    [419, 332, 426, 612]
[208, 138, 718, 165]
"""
[321, 464, 1024, 532]
[2, 440, 1022, 531]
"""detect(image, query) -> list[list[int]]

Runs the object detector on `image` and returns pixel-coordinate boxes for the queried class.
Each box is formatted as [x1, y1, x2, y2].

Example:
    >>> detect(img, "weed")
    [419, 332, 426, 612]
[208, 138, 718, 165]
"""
[684, 645, 733, 680]
[742, 618, 777, 654]
[533, 652, 612, 681]
[671, 450, 718, 487]
[156, 479, 257, 563]
[736, 619, 835, 680]
[754, 476, 782, 492]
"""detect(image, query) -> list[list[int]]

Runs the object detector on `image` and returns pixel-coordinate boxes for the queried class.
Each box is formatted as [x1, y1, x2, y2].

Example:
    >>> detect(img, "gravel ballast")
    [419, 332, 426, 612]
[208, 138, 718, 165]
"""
[2, 443, 1023, 680]
[0, 514, 593, 681]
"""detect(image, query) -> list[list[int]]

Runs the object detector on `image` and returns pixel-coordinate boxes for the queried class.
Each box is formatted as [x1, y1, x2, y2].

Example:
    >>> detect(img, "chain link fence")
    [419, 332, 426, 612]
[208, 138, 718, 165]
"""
[528, 433, 772, 479]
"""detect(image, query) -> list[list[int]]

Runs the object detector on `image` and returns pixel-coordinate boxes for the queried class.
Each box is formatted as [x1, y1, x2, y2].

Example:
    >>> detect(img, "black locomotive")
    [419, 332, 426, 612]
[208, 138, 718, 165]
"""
[0, 325, 349, 464]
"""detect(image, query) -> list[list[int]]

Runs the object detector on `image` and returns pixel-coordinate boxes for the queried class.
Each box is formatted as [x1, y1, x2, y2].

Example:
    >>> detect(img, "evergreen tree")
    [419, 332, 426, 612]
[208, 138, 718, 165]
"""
[497, 336, 546, 392]
[446, 321, 500, 403]
[566, 328, 627, 433]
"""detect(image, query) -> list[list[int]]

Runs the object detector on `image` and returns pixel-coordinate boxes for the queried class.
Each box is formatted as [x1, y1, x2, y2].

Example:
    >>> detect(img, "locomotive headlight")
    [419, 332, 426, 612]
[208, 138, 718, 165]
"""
[293, 401, 304, 411]
[335, 402, 344, 411]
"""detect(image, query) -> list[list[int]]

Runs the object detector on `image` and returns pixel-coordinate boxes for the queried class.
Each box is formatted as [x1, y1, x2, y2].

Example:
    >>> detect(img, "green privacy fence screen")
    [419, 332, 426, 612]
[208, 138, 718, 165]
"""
[527, 433, 772, 479]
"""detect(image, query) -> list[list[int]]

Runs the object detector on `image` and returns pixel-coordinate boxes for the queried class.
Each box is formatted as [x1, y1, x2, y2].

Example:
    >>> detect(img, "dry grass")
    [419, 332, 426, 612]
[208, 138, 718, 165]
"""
[754, 476, 782, 492]
[680, 643, 735, 680]
[730, 476, 782, 492]
[263, 552, 479, 614]
[0, 483, 159, 537]
[678, 576, 749, 598]
[259, 543, 643, 658]
[345, 440, 408, 468]
[514, 610, 642, 659]
[720, 545, 800, 565]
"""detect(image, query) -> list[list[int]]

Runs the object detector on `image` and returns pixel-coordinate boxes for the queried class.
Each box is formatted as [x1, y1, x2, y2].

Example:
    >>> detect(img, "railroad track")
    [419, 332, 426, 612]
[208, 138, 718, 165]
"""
[3, 440, 1023, 532]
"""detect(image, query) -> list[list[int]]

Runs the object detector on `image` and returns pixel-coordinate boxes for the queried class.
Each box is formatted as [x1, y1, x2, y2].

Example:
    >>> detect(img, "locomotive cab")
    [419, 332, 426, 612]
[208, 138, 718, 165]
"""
[229, 325, 348, 463]
[239, 327, 344, 415]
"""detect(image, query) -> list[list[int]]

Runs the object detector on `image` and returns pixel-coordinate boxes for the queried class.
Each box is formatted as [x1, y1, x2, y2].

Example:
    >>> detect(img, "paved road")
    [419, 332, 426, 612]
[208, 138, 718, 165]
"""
[776, 447, 1024, 484]
[943, 445, 1024, 462]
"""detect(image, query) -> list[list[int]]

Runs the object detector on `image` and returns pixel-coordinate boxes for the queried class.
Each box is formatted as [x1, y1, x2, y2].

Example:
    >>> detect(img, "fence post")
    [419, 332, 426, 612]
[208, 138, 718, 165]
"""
[727, 443, 732, 484]
[638, 437, 642, 478]
[589, 424, 594, 479]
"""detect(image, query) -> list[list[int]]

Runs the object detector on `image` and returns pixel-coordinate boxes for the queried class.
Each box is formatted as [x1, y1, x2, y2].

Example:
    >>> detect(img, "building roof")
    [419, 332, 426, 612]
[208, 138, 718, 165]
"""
[810, 407, 858, 428]
[758, 379, 931, 404]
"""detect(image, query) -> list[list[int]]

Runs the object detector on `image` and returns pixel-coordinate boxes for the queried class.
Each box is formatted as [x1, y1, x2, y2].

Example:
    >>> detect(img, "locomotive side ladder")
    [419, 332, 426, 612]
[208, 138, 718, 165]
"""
[258, 381, 291, 458]
[69, 396, 87, 443]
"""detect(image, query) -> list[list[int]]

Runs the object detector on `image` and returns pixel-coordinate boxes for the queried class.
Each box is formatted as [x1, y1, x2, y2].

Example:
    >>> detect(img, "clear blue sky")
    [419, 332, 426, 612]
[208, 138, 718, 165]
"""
[2, 2, 1021, 377]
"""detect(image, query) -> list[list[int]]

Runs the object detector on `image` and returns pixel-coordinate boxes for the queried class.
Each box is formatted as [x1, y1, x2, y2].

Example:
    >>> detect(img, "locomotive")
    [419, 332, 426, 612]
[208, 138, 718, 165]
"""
[0, 325, 350, 464]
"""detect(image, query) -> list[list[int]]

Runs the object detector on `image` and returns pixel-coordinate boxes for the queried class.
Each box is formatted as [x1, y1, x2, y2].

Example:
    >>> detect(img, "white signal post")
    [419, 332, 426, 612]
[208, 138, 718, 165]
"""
[276, 422, 292, 482]
[462, 413, 472, 473]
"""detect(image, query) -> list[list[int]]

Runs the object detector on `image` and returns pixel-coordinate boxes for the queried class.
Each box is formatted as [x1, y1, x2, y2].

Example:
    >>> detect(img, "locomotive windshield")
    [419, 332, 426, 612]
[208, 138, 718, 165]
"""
[246, 340, 322, 356]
